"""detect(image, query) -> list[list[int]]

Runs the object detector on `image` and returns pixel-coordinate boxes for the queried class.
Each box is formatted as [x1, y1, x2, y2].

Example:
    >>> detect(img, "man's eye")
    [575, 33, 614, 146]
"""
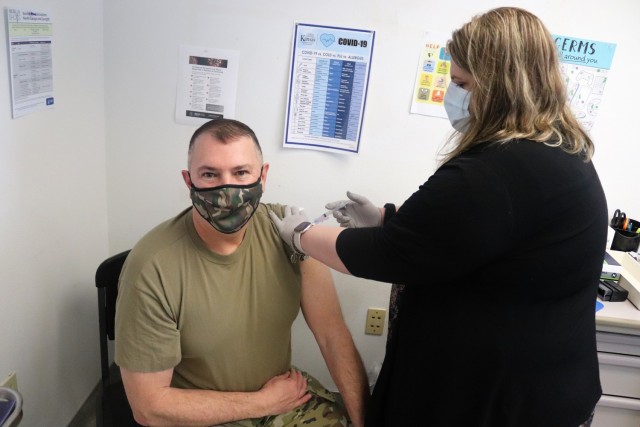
[202, 172, 217, 179]
[235, 170, 249, 176]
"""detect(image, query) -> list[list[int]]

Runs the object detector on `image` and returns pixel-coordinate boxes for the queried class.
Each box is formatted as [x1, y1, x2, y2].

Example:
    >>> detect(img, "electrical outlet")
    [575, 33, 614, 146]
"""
[0, 372, 18, 391]
[365, 308, 386, 335]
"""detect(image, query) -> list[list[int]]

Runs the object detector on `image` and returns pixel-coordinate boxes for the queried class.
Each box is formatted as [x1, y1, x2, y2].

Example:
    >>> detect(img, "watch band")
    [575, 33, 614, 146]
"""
[290, 221, 314, 262]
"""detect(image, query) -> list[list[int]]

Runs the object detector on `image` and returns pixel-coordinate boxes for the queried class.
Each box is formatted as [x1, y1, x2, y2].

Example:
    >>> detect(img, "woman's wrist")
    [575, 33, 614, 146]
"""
[383, 203, 396, 224]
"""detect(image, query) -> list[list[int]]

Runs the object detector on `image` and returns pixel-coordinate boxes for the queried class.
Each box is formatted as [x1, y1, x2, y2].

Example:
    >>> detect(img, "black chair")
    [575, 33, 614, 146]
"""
[95, 250, 141, 426]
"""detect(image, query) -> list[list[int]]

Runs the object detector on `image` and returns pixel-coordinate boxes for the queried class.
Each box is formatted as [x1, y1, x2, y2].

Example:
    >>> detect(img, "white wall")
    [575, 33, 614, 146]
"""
[1, 1, 639, 425]
[0, 0, 108, 426]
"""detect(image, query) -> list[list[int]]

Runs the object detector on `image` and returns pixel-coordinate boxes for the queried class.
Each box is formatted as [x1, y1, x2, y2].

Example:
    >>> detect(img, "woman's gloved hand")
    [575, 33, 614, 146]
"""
[269, 206, 309, 254]
[326, 191, 383, 228]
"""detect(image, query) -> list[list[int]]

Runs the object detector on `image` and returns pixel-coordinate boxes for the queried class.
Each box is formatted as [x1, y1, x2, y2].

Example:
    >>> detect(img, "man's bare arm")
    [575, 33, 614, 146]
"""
[299, 258, 370, 427]
[120, 367, 311, 426]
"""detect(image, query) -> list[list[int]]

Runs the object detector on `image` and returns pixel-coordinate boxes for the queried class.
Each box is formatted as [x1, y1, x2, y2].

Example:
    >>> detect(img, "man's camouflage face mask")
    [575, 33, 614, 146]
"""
[189, 170, 263, 234]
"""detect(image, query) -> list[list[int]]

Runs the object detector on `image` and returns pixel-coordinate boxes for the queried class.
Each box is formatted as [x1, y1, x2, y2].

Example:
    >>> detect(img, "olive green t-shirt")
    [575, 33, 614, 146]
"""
[114, 204, 302, 392]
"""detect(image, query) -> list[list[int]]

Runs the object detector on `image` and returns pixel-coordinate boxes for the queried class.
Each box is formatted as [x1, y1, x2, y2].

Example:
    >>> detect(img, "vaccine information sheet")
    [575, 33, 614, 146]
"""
[175, 45, 240, 126]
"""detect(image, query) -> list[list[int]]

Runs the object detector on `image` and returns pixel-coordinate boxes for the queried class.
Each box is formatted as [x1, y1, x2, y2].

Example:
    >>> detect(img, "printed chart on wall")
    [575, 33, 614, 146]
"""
[284, 23, 375, 154]
[553, 35, 616, 132]
[5, 8, 54, 119]
[175, 45, 240, 126]
[410, 32, 451, 118]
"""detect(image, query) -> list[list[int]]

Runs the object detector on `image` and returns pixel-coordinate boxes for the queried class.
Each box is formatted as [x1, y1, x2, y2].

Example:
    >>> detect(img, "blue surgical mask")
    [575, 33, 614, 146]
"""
[444, 83, 471, 132]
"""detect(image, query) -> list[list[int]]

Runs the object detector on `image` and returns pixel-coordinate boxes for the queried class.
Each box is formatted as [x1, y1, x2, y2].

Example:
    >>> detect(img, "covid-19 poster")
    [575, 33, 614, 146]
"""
[284, 23, 375, 154]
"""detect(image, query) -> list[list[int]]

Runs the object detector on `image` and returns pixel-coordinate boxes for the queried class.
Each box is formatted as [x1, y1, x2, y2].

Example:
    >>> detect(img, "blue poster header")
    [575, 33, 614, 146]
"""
[553, 34, 616, 69]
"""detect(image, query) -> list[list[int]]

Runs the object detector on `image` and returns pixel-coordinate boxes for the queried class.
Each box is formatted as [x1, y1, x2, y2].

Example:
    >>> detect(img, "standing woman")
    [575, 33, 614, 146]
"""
[271, 7, 607, 427]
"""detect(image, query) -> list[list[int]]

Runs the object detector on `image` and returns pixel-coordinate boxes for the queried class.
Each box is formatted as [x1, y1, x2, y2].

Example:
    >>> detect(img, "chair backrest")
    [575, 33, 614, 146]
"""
[95, 250, 130, 385]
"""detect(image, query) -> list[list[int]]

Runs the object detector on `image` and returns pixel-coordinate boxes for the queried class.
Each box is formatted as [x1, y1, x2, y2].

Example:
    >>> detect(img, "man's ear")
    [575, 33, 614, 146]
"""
[181, 170, 192, 189]
[260, 163, 270, 192]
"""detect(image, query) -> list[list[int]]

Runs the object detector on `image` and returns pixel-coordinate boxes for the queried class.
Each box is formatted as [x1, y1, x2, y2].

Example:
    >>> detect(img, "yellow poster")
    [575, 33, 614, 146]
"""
[410, 32, 451, 118]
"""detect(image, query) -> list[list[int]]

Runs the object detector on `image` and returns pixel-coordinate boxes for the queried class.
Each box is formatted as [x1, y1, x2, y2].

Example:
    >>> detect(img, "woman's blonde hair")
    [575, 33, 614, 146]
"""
[441, 7, 593, 164]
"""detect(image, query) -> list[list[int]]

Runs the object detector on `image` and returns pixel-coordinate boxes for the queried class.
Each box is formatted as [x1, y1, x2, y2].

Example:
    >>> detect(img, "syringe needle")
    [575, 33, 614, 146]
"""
[313, 211, 334, 224]
[312, 201, 348, 224]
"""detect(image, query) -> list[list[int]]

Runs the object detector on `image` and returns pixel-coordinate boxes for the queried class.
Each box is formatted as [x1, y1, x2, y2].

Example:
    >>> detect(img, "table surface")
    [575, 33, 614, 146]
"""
[596, 298, 640, 335]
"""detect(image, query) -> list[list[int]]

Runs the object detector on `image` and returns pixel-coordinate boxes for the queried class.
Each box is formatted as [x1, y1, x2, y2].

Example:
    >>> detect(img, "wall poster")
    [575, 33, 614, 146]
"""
[554, 34, 616, 132]
[409, 31, 450, 118]
[175, 45, 240, 126]
[284, 23, 375, 154]
[6, 8, 54, 119]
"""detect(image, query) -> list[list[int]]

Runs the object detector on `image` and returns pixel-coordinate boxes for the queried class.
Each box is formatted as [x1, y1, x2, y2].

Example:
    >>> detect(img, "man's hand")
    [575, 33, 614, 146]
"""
[326, 191, 382, 228]
[269, 206, 309, 253]
[259, 369, 311, 415]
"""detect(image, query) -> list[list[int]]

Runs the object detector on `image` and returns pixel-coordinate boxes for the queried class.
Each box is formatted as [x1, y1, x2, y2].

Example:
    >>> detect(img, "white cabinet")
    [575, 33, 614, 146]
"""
[593, 395, 640, 427]
[594, 330, 640, 426]
[593, 254, 640, 426]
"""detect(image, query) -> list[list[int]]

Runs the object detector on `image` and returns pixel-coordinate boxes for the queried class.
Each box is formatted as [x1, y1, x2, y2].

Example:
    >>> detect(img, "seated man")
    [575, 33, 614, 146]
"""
[115, 118, 369, 427]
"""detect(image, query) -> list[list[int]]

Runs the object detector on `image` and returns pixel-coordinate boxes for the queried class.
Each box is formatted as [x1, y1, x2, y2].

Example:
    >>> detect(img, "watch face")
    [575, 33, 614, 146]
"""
[294, 221, 311, 232]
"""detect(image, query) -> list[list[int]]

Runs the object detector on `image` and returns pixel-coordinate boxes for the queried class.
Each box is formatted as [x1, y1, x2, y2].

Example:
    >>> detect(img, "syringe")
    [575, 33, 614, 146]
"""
[312, 201, 349, 224]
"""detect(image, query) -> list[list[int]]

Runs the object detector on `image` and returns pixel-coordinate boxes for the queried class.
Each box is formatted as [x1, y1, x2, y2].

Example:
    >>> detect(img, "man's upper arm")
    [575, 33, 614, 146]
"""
[299, 258, 346, 338]
[120, 366, 174, 416]
[115, 265, 181, 372]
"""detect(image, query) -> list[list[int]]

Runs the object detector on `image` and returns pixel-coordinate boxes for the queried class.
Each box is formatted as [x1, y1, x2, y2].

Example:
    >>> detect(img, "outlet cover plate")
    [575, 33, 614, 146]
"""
[365, 308, 386, 335]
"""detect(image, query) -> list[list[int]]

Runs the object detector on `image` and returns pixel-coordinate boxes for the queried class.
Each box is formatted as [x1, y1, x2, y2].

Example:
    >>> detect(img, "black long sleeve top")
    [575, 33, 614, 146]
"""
[337, 139, 608, 427]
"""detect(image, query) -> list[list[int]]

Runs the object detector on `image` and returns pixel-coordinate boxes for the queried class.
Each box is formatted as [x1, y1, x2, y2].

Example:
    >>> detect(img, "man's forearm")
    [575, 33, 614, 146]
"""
[318, 332, 370, 427]
[131, 387, 264, 427]
[122, 367, 310, 427]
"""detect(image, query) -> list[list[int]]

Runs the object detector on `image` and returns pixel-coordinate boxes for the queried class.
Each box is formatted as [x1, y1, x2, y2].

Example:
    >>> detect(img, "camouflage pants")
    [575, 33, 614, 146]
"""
[219, 370, 349, 427]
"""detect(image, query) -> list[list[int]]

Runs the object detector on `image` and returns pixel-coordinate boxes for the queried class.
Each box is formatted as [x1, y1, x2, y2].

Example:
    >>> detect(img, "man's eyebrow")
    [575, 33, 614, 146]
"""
[232, 164, 254, 170]
[196, 165, 218, 172]
[197, 164, 254, 172]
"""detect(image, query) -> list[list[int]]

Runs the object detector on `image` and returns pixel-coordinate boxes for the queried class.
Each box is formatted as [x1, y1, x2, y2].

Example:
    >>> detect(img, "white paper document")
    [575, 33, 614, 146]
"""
[6, 8, 55, 119]
[175, 45, 240, 126]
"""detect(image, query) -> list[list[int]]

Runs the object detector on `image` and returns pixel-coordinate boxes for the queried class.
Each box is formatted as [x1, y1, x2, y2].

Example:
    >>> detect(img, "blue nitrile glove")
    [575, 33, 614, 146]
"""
[325, 191, 382, 228]
[269, 206, 310, 255]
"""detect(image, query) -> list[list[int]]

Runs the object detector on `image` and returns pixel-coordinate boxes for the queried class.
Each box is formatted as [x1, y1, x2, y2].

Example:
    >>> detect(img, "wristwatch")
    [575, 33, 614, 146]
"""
[290, 221, 314, 262]
[294, 221, 314, 234]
